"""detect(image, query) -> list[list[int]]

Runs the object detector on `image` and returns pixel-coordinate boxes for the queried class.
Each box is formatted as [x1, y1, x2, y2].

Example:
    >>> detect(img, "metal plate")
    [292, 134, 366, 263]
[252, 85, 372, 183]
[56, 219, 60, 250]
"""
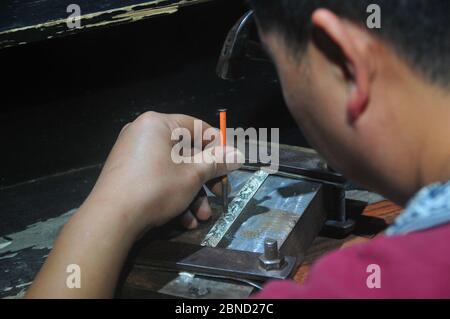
[134, 241, 296, 282]
[220, 173, 321, 254]
[201, 170, 269, 247]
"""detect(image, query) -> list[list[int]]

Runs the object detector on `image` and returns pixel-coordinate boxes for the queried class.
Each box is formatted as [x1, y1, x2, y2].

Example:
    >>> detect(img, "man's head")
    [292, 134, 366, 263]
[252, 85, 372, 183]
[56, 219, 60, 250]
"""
[250, 0, 450, 204]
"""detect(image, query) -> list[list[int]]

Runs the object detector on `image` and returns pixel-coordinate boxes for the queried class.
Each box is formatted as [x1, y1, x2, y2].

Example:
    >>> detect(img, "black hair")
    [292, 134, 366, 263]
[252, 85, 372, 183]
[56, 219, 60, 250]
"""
[249, 0, 450, 87]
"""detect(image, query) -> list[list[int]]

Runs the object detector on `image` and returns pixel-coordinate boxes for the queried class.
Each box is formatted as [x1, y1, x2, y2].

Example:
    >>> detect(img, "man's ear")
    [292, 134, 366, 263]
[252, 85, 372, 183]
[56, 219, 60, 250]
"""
[311, 9, 371, 124]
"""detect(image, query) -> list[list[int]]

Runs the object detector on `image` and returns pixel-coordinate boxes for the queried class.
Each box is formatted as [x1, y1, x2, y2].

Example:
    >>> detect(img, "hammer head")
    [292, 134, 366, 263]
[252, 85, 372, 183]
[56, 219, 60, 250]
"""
[216, 10, 270, 80]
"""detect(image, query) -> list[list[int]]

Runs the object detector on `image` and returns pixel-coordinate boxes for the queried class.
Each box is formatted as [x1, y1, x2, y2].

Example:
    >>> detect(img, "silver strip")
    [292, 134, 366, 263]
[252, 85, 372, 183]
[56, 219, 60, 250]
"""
[201, 170, 270, 247]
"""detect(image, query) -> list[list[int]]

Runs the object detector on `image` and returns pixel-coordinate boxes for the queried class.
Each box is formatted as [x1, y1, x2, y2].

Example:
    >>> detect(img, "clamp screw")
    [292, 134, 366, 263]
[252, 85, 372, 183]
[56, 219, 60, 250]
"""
[259, 238, 286, 271]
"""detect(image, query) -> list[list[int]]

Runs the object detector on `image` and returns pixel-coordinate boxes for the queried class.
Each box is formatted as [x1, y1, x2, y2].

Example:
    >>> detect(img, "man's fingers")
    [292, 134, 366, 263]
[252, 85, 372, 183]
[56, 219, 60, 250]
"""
[206, 177, 231, 198]
[194, 146, 244, 184]
[180, 194, 212, 229]
[190, 194, 212, 221]
[206, 177, 224, 197]
[180, 189, 213, 230]
[168, 113, 218, 148]
[168, 113, 244, 183]
[179, 210, 198, 229]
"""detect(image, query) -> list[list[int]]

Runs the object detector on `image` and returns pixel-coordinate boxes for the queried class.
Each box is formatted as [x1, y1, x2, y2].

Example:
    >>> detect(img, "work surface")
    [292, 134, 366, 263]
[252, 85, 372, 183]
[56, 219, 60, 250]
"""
[119, 198, 402, 298]
[0, 160, 402, 298]
[293, 200, 402, 284]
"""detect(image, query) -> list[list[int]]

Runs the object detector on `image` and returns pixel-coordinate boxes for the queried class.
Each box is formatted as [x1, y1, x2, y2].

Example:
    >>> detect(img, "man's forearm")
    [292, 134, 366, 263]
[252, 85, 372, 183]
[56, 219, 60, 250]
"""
[25, 198, 137, 298]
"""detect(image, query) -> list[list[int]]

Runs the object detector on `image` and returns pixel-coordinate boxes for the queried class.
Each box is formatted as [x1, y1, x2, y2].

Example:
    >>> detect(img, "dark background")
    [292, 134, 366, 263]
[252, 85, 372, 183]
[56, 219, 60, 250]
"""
[0, 1, 314, 297]
[0, 0, 307, 189]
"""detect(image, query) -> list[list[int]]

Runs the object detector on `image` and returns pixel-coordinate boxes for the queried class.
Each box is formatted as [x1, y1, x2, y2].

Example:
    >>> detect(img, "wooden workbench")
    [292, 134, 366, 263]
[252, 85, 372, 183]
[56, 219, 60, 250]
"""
[294, 200, 402, 284]
[119, 199, 403, 297]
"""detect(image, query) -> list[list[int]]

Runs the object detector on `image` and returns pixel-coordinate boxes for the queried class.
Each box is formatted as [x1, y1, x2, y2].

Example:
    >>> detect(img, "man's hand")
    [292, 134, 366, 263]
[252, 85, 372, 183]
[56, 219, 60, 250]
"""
[26, 112, 242, 298]
[87, 112, 241, 236]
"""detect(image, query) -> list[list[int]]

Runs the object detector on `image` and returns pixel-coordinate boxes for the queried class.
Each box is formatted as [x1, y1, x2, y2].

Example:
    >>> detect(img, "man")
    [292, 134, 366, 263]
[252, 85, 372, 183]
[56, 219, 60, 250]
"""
[26, 0, 450, 298]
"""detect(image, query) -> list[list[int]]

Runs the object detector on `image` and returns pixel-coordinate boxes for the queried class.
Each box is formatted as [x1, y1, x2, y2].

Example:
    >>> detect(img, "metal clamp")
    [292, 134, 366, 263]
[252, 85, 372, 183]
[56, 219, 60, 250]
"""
[259, 238, 286, 271]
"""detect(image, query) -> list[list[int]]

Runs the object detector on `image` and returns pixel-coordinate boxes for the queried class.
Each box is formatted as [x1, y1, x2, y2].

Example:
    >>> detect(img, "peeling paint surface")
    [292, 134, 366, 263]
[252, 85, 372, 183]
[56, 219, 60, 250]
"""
[0, 239, 12, 250]
[0, 209, 76, 298]
[0, 0, 213, 49]
[0, 209, 76, 255]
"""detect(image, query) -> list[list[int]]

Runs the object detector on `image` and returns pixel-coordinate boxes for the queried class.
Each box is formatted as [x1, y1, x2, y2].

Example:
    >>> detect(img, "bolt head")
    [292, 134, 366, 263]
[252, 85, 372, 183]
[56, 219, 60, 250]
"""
[259, 254, 286, 271]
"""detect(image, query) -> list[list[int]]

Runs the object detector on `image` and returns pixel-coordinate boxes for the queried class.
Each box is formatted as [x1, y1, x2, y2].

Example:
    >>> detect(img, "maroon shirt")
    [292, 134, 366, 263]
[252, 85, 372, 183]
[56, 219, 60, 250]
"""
[255, 223, 450, 298]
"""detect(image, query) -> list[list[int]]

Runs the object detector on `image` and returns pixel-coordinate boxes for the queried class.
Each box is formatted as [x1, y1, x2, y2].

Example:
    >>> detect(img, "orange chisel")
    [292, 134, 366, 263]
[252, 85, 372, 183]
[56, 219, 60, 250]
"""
[218, 109, 229, 214]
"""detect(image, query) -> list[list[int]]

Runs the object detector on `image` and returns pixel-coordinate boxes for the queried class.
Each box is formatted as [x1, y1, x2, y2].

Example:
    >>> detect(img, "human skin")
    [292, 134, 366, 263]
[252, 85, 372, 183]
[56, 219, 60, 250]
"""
[25, 113, 242, 298]
[257, 9, 450, 205]
[26, 9, 450, 298]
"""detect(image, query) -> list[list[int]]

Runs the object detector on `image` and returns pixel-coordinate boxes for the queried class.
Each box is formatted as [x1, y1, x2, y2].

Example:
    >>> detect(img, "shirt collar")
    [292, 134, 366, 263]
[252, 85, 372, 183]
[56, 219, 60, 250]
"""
[386, 181, 450, 236]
